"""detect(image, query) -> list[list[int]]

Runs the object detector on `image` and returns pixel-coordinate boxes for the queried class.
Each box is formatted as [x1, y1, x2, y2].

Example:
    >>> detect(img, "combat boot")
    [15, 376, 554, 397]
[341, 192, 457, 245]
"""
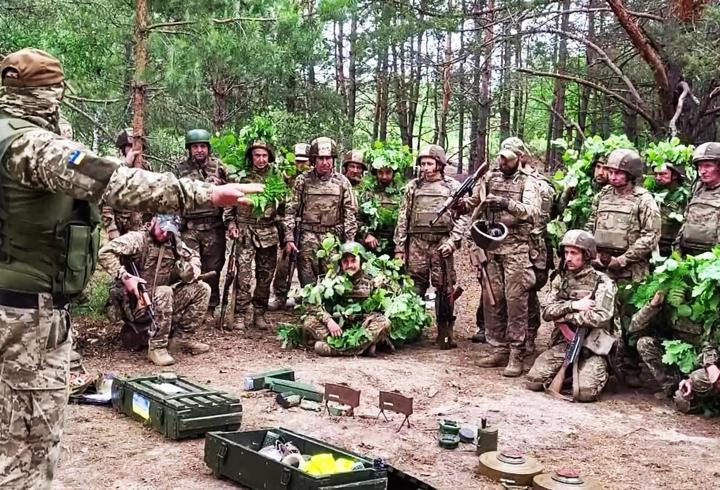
[268, 295, 287, 311]
[503, 348, 524, 377]
[169, 337, 210, 355]
[230, 313, 246, 331]
[148, 347, 175, 366]
[476, 348, 509, 368]
[314, 341, 334, 356]
[253, 308, 269, 330]
[471, 327, 486, 344]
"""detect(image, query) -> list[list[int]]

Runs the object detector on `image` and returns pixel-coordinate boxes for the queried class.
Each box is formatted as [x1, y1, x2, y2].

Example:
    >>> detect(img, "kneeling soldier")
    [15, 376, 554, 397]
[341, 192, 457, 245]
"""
[100, 214, 211, 366]
[525, 230, 617, 402]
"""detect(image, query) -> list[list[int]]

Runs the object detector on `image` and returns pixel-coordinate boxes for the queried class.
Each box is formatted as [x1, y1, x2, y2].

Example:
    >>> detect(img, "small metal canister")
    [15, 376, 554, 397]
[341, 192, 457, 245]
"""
[476, 418, 498, 455]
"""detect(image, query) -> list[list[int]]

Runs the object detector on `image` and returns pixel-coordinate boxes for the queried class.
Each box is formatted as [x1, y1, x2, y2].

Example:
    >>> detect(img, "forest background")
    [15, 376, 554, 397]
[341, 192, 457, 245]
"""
[1, 0, 719, 172]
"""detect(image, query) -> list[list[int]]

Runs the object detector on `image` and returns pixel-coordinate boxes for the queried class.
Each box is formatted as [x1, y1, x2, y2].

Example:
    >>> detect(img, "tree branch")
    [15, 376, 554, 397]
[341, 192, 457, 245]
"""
[64, 94, 121, 104]
[212, 16, 277, 24]
[669, 81, 697, 137]
[528, 96, 585, 142]
[61, 100, 113, 138]
[146, 20, 195, 30]
[517, 68, 657, 129]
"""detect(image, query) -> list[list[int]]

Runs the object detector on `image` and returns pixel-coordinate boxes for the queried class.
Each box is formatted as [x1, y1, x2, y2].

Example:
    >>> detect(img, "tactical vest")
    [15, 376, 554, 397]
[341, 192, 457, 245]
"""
[301, 172, 344, 230]
[592, 187, 643, 254]
[346, 274, 373, 301]
[408, 178, 454, 234]
[679, 185, 720, 253]
[0, 112, 100, 295]
[372, 187, 398, 239]
[176, 157, 224, 224]
[485, 171, 532, 240]
[535, 176, 555, 227]
[556, 267, 598, 301]
[659, 203, 683, 251]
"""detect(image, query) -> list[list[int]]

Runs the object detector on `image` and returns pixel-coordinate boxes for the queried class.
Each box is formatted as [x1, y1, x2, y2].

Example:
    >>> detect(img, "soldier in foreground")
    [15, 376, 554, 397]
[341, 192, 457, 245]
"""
[525, 230, 617, 402]
[175, 129, 229, 315]
[0, 48, 261, 489]
[302, 242, 390, 356]
[225, 140, 281, 330]
[283, 137, 357, 286]
[675, 142, 720, 255]
[651, 162, 687, 256]
[394, 144, 469, 349]
[270, 143, 311, 310]
[99, 215, 211, 365]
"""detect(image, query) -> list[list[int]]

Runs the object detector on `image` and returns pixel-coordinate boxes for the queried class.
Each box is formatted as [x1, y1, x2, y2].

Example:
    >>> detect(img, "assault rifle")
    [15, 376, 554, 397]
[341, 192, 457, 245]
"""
[130, 263, 158, 336]
[218, 239, 238, 330]
[436, 258, 464, 348]
[430, 160, 490, 226]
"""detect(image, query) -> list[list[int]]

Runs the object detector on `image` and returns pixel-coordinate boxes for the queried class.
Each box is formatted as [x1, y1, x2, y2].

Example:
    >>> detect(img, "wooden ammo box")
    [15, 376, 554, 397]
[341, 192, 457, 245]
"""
[204, 428, 388, 489]
[111, 373, 242, 439]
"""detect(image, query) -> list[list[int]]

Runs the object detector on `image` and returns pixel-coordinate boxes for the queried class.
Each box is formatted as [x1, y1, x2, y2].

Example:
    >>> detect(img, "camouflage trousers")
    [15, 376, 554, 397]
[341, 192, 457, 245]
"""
[673, 367, 720, 413]
[272, 246, 293, 298]
[406, 236, 456, 297]
[1, 294, 71, 489]
[233, 241, 278, 313]
[526, 342, 609, 402]
[527, 266, 549, 352]
[636, 336, 680, 388]
[182, 226, 226, 308]
[302, 312, 390, 356]
[484, 250, 535, 350]
[149, 282, 211, 349]
[298, 231, 335, 287]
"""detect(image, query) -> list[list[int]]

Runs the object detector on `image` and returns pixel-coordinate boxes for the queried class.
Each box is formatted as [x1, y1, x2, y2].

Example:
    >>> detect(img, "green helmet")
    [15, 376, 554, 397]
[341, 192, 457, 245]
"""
[185, 129, 211, 148]
[416, 144, 447, 167]
[309, 137, 338, 159]
[692, 142, 720, 164]
[559, 229, 597, 260]
[606, 148, 644, 180]
[340, 241, 365, 257]
[245, 140, 276, 163]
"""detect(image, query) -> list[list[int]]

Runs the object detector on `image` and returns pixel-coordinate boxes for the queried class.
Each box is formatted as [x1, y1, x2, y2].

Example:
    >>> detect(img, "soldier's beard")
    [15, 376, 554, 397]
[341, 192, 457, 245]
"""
[0, 85, 63, 133]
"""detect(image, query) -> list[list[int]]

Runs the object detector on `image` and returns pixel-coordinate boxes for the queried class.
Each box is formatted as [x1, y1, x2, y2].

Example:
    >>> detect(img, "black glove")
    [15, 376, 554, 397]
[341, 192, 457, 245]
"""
[486, 195, 510, 212]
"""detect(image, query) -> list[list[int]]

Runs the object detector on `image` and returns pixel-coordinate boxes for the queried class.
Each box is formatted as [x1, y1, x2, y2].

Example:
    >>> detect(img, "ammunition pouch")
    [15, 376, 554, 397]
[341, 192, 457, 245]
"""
[583, 328, 617, 356]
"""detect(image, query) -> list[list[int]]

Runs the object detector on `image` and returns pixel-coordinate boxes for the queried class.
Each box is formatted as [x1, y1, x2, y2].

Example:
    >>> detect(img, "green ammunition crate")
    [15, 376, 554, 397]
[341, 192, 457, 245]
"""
[111, 374, 242, 439]
[205, 428, 388, 489]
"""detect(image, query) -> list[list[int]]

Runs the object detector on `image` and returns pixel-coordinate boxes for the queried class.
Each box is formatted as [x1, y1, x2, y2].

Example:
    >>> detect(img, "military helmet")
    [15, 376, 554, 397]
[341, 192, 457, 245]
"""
[559, 229, 597, 260]
[342, 149, 367, 169]
[245, 140, 276, 163]
[470, 220, 508, 251]
[309, 137, 338, 159]
[185, 129, 212, 148]
[692, 142, 720, 164]
[340, 241, 365, 257]
[497, 148, 518, 164]
[416, 144, 447, 167]
[0, 48, 64, 87]
[294, 143, 311, 162]
[605, 148, 644, 179]
[659, 162, 686, 181]
[501, 137, 530, 156]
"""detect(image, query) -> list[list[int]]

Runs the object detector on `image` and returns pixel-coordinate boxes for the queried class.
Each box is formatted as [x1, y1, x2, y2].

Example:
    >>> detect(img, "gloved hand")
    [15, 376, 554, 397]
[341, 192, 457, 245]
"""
[485, 194, 510, 212]
[176, 261, 198, 283]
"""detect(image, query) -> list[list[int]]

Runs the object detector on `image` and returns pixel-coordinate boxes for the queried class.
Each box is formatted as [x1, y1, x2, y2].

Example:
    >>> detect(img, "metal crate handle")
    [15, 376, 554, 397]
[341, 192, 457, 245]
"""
[280, 467, 292, 486]
[152, 404, 164, 424]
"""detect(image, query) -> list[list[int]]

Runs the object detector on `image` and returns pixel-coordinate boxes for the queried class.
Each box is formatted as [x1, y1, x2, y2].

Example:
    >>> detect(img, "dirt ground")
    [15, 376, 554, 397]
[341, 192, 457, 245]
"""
[55, 254, 720, 490]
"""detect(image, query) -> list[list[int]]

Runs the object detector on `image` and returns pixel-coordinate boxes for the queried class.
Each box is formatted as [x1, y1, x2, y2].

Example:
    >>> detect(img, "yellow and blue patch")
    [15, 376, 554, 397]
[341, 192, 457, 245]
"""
[67, 149, 86, 167]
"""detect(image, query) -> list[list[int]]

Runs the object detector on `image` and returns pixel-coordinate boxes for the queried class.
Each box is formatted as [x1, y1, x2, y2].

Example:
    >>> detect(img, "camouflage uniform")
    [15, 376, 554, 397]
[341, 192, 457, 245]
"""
[98, 230, 210, 349]
[526, 263, 616, 402]
[302, 272, 390, 356]
[175, 155, 228, 308]
[360, 183, 400, 257]
[224, 167, 280, 324]
[283, 170, 357, 286]
[0, 49, 228, 490]
[674, 346, 720, 413]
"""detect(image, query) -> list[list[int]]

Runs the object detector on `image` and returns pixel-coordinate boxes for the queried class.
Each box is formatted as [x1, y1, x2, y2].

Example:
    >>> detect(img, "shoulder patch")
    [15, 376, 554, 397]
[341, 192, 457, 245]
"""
[67, 149, 87, 167]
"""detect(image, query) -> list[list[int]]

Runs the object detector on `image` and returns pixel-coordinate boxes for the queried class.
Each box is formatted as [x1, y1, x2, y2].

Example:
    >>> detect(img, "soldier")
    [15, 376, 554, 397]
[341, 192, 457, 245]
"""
[500, 137, 556, 355]
[675, 142, 720, 255]
[0, 48, 260, 489]
[99, 215, 211, 366]
[674, 345, 720, 414]
[359, 155, 402, 257]
[101, 128, 148, 239]
[394, 144, 469, 349]
[525, 230, 617, 402]
[175, 129, 228, 315]
[628, 290, 702, 398]
[557, 155, 608, 215]
[651, 162, 687, 256]
[283, 137, 358, 286]
[302, 242, 390, 356]
[342, 149, 366, 187]
[585, 149, 660, 283]
[270, 142, 311, 310]
[225, 140, 281, 330]
[471, 149, 541, 376]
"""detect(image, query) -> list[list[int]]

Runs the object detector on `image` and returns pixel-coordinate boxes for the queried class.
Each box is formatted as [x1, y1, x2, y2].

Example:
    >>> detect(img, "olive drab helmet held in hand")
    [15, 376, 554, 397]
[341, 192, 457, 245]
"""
[185, 128, 211, 148]
[245, 140, 276, 164]
[342, 149, 367, 169]
[470, 220, 508, 250]
[605, 148, 644, 180]
[692, 142, 720, 164]
[559, 229, 597, 260]
[309, 136, 338, 160]
[416, 144, 447, 168]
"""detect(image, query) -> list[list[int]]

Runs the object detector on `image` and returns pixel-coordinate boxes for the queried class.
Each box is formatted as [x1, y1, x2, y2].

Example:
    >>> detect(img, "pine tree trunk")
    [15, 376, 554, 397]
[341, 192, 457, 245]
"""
[131, 0, 148, 168]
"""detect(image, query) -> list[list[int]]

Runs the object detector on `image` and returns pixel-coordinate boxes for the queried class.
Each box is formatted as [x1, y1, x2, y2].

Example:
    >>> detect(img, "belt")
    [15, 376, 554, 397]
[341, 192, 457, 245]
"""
[0, 289, 69, 310]
[185, 216, 222, 225]
[301, 223, 337, 233]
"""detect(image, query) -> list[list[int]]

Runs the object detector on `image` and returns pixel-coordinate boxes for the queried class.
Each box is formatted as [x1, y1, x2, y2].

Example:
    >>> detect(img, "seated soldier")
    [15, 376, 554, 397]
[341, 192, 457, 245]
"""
[525, 230, 617, 402]
[302, 242, 390, 357]
[674, 345, 720, 414]
[100, 214, 211, 366]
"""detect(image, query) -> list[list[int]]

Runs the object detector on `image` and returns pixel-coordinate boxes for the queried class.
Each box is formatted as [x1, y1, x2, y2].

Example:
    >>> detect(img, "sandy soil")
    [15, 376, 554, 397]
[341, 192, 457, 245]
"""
[54, 254, 720, 490]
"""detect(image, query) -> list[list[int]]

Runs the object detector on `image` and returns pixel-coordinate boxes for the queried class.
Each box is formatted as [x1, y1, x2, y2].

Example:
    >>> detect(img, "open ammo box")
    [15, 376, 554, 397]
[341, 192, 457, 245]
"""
[111, 373, 242, 439]
[205, 427, 388, 489]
